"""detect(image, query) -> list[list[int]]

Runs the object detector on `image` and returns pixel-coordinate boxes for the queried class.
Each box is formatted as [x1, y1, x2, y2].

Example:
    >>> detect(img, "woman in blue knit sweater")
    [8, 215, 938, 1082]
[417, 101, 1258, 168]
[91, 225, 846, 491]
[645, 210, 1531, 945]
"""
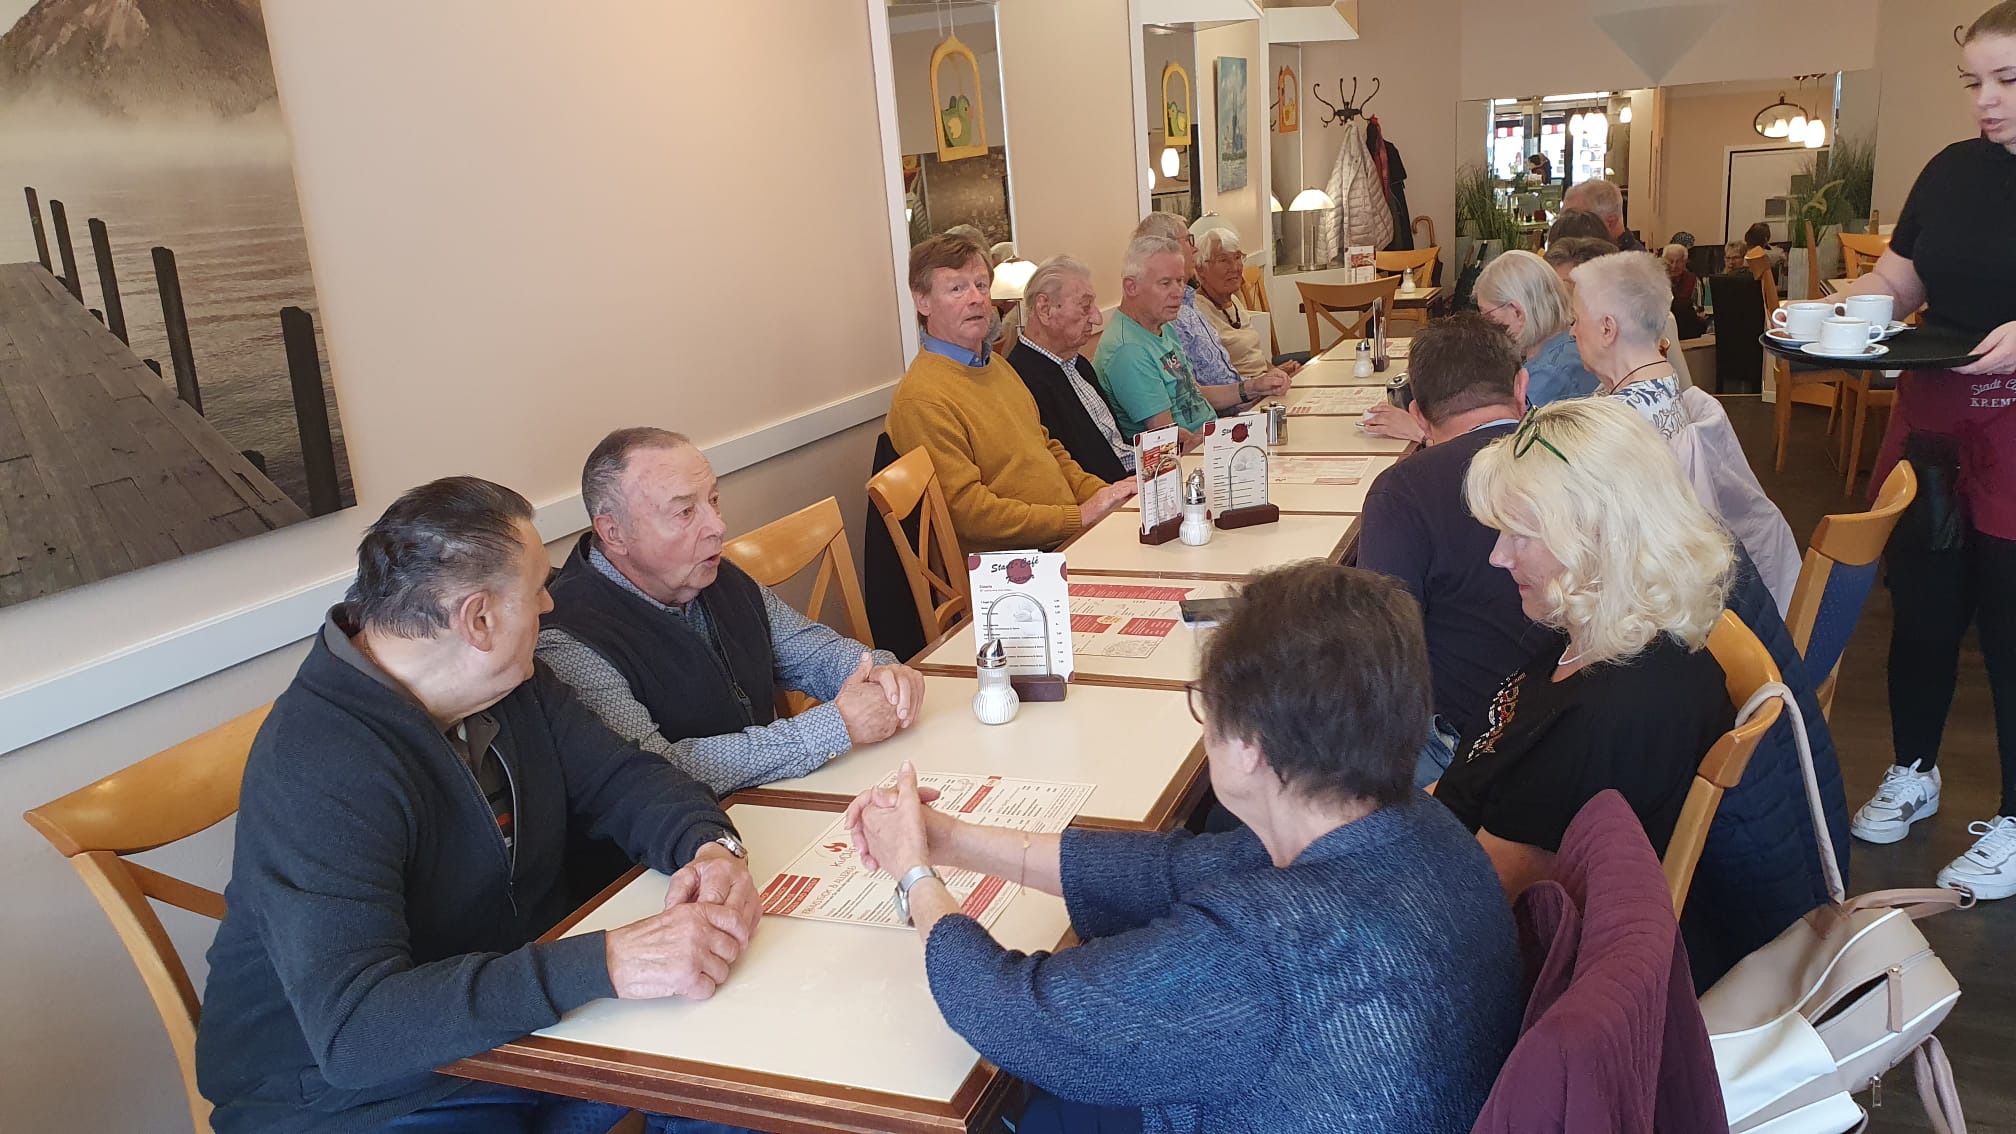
[846, 562, 1522, 1134]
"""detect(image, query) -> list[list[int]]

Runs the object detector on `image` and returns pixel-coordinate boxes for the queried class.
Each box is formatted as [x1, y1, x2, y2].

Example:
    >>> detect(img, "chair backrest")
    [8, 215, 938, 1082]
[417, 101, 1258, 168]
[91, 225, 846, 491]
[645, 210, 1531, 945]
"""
[1839, 231, 1889, 280]
[1239, 264, 1279, 357]
[1803, 221, 1822, 300]
[1663, 612, 1782, 916]
[1745, 246, 1781, 311]
[1374, 246, 1439, 283]
[722, 495, 872, 717]
[1784, 461, 1917, 707]
[23, 704, 272, 1134]
[1708, 272, 1765, 395]
[866, 446, 970, 639]
[1296, 274, 1402, 355]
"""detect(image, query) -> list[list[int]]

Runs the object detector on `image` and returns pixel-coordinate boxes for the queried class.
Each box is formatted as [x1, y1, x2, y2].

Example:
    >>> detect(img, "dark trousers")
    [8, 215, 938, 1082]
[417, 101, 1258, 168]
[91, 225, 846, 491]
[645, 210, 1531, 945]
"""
[1886, 530, 2016, 815]
[1013, 1091, 1145, 1134]
[380, 1081, 751, 1134]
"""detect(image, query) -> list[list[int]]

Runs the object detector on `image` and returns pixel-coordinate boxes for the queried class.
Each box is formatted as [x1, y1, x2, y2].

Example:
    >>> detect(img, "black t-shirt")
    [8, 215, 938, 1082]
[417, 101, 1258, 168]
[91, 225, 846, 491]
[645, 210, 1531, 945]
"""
[1891, 138, 2016, 336]
[1356, 422, 1547, 740]
[1435, 631, 1729, 855]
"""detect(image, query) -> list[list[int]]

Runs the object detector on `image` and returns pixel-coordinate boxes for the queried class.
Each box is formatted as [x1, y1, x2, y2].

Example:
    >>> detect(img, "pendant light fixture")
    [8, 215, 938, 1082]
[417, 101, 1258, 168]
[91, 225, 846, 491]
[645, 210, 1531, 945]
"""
[1754, 75, 1829, 142]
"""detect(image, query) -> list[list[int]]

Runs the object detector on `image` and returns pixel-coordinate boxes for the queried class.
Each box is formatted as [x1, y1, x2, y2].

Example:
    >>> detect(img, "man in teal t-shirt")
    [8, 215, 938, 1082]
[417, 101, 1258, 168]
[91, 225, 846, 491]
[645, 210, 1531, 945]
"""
[1094, 234, 1222, 446]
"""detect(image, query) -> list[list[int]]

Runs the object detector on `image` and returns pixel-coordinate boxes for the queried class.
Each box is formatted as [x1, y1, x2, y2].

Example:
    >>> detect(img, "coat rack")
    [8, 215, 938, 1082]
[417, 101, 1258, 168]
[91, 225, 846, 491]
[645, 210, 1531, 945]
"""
[1312, 76, 1380, 127]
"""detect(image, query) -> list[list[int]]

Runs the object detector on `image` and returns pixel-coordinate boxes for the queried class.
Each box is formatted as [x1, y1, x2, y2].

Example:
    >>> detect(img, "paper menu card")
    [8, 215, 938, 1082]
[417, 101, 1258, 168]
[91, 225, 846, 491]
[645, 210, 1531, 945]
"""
[1201, 412, 1271, 514]
[1345, 245, 1376, 283]
[759, 773, 1096, 930]
[1287, 386, 1386, 416]
[1134, 424, 1182, 534]
[1069, 580, 1196, 658]
[968, 550, 1074, 679]
[1270, 455, 1371, 485]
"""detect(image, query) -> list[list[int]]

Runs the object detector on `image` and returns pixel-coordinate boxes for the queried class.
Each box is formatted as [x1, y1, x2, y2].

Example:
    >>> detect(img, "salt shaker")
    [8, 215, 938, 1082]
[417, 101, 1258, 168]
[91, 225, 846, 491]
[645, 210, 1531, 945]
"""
[972, 638, 1020, 725]
[1402, 266, 1416, 292]
[1180, 468, 1212, 546]
[1353, 339, 1374, 379]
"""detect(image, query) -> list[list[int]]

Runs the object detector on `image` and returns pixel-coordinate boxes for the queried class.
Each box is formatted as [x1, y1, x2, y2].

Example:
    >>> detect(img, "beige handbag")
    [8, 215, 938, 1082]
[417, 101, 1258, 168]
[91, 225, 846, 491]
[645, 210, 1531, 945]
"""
[1698, 684, 1969, 1134]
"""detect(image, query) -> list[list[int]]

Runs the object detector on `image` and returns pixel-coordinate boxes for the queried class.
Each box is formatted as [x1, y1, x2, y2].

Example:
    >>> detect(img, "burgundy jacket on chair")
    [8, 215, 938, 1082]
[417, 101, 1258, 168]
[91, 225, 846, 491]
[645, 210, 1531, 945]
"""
[1471, 790, 1730, 1134]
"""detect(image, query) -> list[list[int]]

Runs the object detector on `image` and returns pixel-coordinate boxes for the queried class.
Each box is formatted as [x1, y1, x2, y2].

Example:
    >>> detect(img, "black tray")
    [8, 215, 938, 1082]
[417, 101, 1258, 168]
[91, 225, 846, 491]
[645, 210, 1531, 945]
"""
[1760, 324, 1984, 373]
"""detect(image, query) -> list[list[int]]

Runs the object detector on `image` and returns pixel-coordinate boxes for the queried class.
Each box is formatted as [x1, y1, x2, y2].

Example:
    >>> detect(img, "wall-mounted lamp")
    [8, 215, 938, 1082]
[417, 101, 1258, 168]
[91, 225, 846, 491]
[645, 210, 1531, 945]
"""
[990, 258, 1038, 301]
[1160, 146, 1180, 178]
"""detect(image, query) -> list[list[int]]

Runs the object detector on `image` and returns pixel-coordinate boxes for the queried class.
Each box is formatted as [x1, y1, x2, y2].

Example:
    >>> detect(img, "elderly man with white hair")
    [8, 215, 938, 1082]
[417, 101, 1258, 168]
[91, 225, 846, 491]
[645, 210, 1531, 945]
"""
[1192, 224, 1306, 382]
[1561, 178, 1646, 252]
[1134, 213, 1291, 408]
[1568, 250, 1801, 610]
[1095, 233, 1255, 450]
[1006, 256, 1135, 482]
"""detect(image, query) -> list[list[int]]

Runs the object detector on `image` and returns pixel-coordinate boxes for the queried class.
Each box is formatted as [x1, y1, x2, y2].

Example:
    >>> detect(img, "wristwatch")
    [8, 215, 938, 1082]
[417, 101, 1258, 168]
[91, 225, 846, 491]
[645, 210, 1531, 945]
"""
[708, 833, 747, 860]
[893, 864, 943, 925]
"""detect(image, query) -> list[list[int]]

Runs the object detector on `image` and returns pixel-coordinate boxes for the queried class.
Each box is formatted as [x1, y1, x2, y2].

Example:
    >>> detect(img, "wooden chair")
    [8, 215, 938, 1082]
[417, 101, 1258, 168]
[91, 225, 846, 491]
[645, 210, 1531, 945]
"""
[23, 705, 273, 1134]
[1803, 221, 1823, 300]
[866, 447, 970, 641]
[1839, 231, 1889, 281]
[1752, 248, 1849, 472]
[722, 495, 872, 717]
[1784, 462, 1917, 718]
[1835, 366, 1899, 496]
[1374, 246, 1439, 285]
[1295, 274, 1402, 355]
[1664, 613, 1783, 916]
[1239, 263, 1279, 358]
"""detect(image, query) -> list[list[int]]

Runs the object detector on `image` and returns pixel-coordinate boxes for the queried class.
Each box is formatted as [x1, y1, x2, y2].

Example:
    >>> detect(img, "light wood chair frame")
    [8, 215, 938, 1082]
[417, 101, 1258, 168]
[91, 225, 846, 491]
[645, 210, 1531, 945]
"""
[1239, 263, 1279, 358]
[1752, 248, 1849, 473]
[867, 447, 971, 641]
[1784, 461, 1917, 717]
[722, 495, 872, 717]
[1296, 274, 1402, 355]
[1374, 246, 1439, 284]
[23, 704, 273, 1134]
[1839, 231, 1889, 281]
[1664, 612, 1782, 916]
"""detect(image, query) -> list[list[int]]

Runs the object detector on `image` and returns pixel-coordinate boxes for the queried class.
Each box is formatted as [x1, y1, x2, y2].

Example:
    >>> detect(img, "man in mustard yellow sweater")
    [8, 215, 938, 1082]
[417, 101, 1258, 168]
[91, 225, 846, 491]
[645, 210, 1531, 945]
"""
[888, 234, 1137, 553]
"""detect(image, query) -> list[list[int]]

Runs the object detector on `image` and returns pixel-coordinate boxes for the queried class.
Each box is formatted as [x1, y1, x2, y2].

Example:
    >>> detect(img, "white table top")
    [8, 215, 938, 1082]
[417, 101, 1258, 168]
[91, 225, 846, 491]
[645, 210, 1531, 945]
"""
[1262, 414, 1413, 455]
[1120, 452, 1395, 514]
[1315, 336, 1412, 365]
[754, 674, 1201, 827]
[533, 802, 1072, 1104]
[915, 575, 1234, 687]
[1065, 508, 1357, 578]
[1275, 384, 1389, 416]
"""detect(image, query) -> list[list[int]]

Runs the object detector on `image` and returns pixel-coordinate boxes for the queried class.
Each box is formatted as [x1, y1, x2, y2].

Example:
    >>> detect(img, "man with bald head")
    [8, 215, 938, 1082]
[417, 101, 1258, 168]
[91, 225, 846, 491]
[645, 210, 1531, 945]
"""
[540, 428, 926, 796]
[1561, 178, 1646, 252]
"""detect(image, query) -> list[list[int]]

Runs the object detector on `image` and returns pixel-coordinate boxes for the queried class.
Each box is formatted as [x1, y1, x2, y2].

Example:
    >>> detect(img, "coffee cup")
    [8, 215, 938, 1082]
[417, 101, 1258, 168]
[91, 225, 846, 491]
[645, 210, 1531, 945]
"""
[1834, 293, 1894, 328]
[1771, 301, 1832, 340]
[1816, 316, 1882, 354]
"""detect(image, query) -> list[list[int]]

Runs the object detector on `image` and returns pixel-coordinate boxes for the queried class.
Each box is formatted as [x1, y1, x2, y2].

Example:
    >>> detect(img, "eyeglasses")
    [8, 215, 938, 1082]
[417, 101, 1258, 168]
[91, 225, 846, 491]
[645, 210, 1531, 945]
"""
[1184, 682, 1208, 725]
[1512, 408, 1570, 464]
[1479, 299, 1514, 318]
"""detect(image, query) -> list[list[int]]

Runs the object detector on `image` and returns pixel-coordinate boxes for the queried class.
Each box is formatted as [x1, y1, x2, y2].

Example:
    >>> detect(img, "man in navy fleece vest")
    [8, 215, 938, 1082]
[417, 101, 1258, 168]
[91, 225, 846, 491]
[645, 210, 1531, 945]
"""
[197, 477, 758, 1133]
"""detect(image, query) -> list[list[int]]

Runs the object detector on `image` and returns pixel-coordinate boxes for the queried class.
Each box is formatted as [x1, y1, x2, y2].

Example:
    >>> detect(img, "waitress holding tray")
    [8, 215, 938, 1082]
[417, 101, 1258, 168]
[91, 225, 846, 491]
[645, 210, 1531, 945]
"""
[1837, 0, 2016, 899]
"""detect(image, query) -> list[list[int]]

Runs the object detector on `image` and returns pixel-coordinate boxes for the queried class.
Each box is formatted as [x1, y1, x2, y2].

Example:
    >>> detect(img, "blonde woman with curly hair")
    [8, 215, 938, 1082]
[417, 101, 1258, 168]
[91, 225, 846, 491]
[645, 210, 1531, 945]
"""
[1434, 397, 1735, 897]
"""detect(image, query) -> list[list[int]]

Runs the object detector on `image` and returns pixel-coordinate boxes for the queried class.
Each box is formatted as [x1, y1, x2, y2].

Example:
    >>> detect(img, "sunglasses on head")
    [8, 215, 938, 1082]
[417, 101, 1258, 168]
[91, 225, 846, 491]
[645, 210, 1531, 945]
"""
[1512, 407, 1570, 464]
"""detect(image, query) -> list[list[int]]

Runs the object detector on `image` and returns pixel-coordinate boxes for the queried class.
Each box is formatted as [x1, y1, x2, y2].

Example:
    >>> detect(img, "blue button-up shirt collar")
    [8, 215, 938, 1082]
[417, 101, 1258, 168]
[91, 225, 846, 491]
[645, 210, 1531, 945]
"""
[920, 332, 989, 367]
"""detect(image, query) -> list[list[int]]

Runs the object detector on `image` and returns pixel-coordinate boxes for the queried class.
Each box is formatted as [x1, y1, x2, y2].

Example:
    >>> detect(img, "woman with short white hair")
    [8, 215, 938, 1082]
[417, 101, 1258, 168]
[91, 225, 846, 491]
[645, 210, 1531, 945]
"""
[1436, 396, 1736, 897]
[1569, 251, 1801, 610]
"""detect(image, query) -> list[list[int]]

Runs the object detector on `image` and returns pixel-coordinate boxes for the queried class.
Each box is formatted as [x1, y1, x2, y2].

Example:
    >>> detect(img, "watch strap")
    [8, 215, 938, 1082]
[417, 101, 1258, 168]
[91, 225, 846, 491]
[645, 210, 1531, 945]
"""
[896, 863, 939, 897]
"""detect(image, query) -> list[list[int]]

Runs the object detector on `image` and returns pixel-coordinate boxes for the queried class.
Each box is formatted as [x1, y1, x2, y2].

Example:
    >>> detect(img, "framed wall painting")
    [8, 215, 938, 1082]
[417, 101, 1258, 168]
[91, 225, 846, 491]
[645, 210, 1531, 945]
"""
[930, 33, 989, 161]
[1161, 61, 1191, 147]
[1216, 56, 1248, 193]
[1276, 65, 1299, 133]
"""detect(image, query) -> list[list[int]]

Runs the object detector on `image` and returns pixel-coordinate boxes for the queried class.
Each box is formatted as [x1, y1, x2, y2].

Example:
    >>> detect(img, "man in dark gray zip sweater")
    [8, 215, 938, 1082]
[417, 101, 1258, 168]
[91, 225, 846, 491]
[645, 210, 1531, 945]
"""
[197, 477, 760, 1133]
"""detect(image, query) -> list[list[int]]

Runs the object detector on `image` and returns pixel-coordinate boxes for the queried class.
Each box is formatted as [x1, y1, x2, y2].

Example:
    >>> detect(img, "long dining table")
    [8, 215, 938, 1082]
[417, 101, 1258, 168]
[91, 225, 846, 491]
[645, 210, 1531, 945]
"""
[443, 339, 1416, 1131]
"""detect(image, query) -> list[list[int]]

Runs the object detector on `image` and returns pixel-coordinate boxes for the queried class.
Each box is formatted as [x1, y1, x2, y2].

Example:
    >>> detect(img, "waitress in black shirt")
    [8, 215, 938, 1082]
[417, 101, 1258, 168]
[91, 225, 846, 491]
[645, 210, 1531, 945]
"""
[1834, 1, 2016, 900]
[1434, 397, 1735, 899]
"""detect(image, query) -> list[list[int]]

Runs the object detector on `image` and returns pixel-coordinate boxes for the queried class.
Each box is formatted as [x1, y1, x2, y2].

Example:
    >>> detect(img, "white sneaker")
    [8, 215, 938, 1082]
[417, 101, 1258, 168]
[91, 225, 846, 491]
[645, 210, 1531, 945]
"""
[1850, 761, 1941, 844]
[1937, 816, 2016, 901]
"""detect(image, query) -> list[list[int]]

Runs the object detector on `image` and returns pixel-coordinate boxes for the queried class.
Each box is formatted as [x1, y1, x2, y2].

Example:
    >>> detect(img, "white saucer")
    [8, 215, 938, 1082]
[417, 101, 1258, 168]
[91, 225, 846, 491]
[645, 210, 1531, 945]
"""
[1800, 342, 1891, 360]
[1876, 320, 1912, 340]
[1767, 327, 1818, 345]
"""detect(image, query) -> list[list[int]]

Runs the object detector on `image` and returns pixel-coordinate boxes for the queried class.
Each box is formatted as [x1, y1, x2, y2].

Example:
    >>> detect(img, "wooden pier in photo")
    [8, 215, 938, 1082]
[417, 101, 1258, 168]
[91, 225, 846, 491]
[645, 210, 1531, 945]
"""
[0, 261, 307, 607]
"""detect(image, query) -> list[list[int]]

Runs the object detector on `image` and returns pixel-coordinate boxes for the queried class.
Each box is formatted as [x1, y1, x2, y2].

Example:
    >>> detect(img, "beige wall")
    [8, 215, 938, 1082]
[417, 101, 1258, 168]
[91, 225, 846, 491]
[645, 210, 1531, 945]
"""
[1196, 22, 1268, 254]
[1872, 0, 1986, 221]
[1299, 0, 1460, 266]
[1659, 89, 1809, 246]
[998, 0, 1142, 298]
